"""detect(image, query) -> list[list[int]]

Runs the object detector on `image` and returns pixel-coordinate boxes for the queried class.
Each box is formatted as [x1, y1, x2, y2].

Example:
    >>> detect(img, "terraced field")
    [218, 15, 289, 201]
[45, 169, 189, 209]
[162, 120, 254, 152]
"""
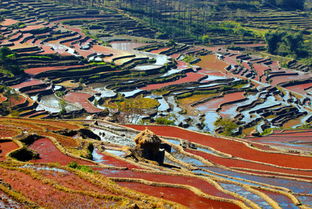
[0, 117, 311, 208]
[0, 0, 310, 133]
[0, 0, 312, 207]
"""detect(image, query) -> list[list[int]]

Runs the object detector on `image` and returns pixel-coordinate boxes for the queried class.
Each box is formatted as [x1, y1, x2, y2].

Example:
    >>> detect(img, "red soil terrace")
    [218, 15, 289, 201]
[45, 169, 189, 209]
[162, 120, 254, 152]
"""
[8, 95, 27, 107]
[94, 151, 139, 169]
[2, 117, 80, 131]
[118, 182, 240, 209]
[28, 137, 93, 165]
[20, 25, 46, 32]
[270, 74, 307, 86]
[38, 170, 113, 194]
[0, 126, 20, 138]
[185, 148, 312, 178]
[0, 141, 19, 160]
[196, 92, 245, 112]
[0, 167, 111, 209]
[64, 92, 102, 113]
[125, 125, 312, 171]
[285, 82, 312, 95]
[0, 94, 7, 103]
[149, 48, 170, 54]
[103, 169, 236, 200]
[1, 19, 19, 26]
[142, 72, 205, 90]
[197, 54, 228, 73]
[10, 79, 44, 89]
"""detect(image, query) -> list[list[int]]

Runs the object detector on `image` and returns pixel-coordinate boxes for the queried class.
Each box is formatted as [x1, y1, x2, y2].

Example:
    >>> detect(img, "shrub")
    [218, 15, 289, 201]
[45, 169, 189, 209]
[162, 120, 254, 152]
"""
[214, 118, 238, 136]
[10, 148, 40, 161]
[67, 161, 94, 173]
[155, 117, 175, 125]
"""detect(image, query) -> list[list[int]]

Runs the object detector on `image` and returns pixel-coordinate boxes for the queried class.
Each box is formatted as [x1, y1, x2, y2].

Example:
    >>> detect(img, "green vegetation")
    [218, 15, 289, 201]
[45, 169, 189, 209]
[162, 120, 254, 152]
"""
[155, 117, 175, 125]
[58, 99, 67, 114]
[0, 47, 22, 77]
[67, 161, 94, 173]
[265, 31, 308, 59]
[259, 128, 274, 136]
[82, 143, 94, 160]
[0, 85, 20, 115]
[214, 118, 239, 137]
[21, 55, 52, 60]
[296, 123, 312, 129]
[9, 22, 25, 30]
[263, 0, 305, 10]
[108, 95, 159, 110]
[182, 55, 196, 63]
[55, 91, 66, 98]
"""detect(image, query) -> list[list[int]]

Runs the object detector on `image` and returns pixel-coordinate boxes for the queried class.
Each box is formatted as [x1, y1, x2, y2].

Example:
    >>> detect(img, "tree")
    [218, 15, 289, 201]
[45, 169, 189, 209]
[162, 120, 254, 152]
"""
[275, 0, 305, 10]
[264, 0, 306, 10]
[265, 31, 306, 58]
[59, 99, 67, 114]
[0, 47, 21, 76]
[265, 31, 284, 54]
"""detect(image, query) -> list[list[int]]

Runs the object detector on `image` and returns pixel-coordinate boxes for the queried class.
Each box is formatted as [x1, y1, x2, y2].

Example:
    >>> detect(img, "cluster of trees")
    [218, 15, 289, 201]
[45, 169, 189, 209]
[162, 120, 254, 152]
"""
[265, 31, 308, 58]
[262, 0, 305, 10]
[53, 0, 308, 45]
[0, 47, 22, 76]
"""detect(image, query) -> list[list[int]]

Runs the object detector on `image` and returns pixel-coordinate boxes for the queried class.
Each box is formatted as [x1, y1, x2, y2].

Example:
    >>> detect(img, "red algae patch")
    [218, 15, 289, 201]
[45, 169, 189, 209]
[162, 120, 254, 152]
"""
[149, 48, 170, 54]
[1, 19, 19, 26]
[91, 44, 120, 56]
[7, 95, 27, 107]
[196, 92, 245, 112]
[270, 74, 307, 86]
[0, 141, 19, 160]
[103, 169, 236, 200]
[0, 118, 80, 131]
[253, 64, 269, 77]
[25, 65, 85, 76]
[176, 60, 189, 69]
[118, 182, 240, 209]
[10, 79, 44, 90]
[185, 148, 312, 178]
[20, 25, 45, 32]
[94, 150, 139, 169]
[223, 56, 239, 66]
[64, 92, 102, 113]
[285, 82, 312, 95]
[142, 72, 205, 90]
[28, 138, 92, 165]
[0, 168, 112, 209]
[197, 54, 228, 72]
[125, 125, 312, 170]
[0, 126, 20, 138]
[38, 170, 112, 194]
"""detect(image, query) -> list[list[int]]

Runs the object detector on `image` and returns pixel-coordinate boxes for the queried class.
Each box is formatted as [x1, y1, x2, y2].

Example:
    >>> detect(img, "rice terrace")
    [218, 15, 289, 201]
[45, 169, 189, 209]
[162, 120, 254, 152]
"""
[0, 0, 312, 208]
